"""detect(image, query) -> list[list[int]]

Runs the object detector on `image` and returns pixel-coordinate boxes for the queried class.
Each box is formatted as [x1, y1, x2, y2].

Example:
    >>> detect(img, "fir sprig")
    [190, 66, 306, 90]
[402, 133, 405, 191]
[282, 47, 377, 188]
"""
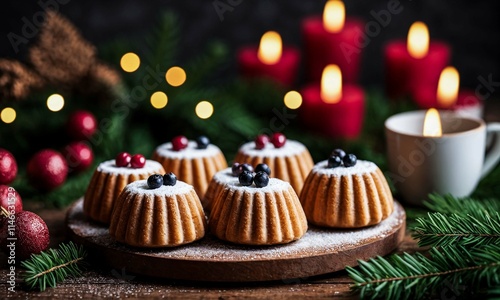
[412, 211, 500, 247]
[21, 242, 87, 291]
[423, 193, 500, 218]
[347, 245, 500, 300]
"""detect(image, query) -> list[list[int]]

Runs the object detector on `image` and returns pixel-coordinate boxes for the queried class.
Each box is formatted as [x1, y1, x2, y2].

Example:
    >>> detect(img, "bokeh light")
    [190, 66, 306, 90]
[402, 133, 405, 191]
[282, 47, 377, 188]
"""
[1, 107, 16, 124]
[195, 101, 214, 119]
[150, 91, 168, 109]
[120, 52, 141, 72]
[47, 94, 65, 112]
[284, 91, 303, 109]
[166, 66, 187, 87]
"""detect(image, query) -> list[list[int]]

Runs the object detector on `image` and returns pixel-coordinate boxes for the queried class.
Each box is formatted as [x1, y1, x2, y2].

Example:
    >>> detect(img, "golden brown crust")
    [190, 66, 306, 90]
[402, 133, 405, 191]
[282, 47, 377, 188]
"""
[209, 185, 308, 245]
[299, 167, 394, 228]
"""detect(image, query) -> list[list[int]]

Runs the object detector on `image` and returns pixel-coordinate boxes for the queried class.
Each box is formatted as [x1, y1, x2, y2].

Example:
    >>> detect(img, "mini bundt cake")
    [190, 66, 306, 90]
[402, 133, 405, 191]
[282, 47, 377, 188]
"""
[84, 157, 165, 224]
[202, 167, 237, 211]
[152, 136, 227, 199]
[109, 177, 206, 248]
[209, 176, 308, 246]
[300, 152, 394, 228]
[233, 133, 313, 194]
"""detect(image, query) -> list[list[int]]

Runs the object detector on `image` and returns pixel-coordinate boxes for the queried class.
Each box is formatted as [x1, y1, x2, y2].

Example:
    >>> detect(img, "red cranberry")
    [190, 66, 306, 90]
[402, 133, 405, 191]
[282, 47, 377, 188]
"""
[271, 133, 287, 148]
[254, 134, 269, 150]
[115, 152, 131, 167]
[130, 154, 146, 168]
[172, 136, 188, 151]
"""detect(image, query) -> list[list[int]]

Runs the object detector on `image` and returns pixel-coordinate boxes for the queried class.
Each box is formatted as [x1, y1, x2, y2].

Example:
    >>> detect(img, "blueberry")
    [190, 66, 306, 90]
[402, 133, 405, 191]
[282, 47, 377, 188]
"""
[331, 149, 346, 159]
[343, 154, 357, 167]
[163, 172, 177, 186]
[196, 135, 210, 149]
[238, 163, 254, 174]
[238, 170, 254, 186]
[254, 171, 269, 188]
[255, 163, 271, 176]
[147, 174, 164, 189]
[231, 163, 241, 176]
[327, 156, 342, 168]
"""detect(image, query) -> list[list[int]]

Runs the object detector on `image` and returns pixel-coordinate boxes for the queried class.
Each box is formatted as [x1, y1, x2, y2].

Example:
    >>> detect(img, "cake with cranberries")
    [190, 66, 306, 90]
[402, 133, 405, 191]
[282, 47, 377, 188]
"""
[232, 133, 313, 195]
[299, 150, 394, 228]
[152, 136, 227, 199]
[109, 173, 206, 248]
[209, 169, 308, 245]
[84, 153, 165, 224]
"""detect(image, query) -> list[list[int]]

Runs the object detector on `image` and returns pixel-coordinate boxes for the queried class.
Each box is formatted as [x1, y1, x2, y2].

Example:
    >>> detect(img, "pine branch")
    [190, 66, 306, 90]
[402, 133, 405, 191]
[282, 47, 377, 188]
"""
[424, 193, 500, 219]
[347, 245, 500, 300]
[21, 242, 87, 291]
[412, 212, 500, 247]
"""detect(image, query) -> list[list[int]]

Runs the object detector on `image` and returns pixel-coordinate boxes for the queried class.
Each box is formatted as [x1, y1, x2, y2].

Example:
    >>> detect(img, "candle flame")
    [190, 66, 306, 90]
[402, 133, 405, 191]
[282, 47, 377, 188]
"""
[423, 108, 442, 137]
[407, 21, 429, 59]
[258, 31, 282, 65]
[321, 64, 342, 104]
[437, 66, 460, 108]
[323, 0, 345, 33]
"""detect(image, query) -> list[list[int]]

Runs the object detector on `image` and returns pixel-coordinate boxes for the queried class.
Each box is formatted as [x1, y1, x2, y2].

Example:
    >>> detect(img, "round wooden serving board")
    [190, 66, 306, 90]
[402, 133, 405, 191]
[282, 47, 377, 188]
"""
[66, 198, 406, 282]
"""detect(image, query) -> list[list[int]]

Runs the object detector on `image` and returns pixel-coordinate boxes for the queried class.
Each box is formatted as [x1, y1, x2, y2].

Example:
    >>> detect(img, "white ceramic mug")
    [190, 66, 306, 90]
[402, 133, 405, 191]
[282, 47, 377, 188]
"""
[384, 110, 500, 206]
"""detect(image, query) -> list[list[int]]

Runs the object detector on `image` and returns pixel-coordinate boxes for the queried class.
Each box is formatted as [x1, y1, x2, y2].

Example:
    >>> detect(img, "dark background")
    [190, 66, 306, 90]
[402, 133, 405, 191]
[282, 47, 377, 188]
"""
[1, 0, 499, 96]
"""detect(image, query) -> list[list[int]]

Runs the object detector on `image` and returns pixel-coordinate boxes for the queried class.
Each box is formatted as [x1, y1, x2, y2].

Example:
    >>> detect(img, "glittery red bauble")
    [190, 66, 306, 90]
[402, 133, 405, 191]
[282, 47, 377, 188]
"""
[27, 149, 68, 191]
[66, 110, 97, 140]
[0, 185, 22, 214]
[0, 211, 50, 260]
[0, 149, 17, 184]
[62, 142, 94, 173]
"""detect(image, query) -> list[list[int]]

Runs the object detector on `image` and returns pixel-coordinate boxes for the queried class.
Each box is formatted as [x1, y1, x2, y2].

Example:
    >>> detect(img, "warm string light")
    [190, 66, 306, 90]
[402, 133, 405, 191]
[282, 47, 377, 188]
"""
[407, 21, 429, 59]
[150, 91, 168, 109]
[321, 64, 342, 104]
[423, 108, 442, 137]
[120, 52, 141, 72]
[257, 31, 282, 65]
[1, 107, 16, 124]
[166, 66, 187, 87]
[284, 91, 302, 109]
[47, 94, 65, 112]
[323, 0, 345, 33]
[437, 66, 460, 108]
[195, 101, 214, 119]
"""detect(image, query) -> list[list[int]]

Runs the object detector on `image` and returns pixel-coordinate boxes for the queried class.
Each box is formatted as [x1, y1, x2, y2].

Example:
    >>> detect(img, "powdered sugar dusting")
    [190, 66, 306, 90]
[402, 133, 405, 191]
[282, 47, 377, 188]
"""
[124, 179, 194, 196]
[68, 199, 405, 261]
[222, 178, 292, 194]
[97, 159, 163, 175]
[212, 168, 238, 184]
[238, 140, 307, 158]
[312, 160, 378, 176]
[155, 141, 223, 159]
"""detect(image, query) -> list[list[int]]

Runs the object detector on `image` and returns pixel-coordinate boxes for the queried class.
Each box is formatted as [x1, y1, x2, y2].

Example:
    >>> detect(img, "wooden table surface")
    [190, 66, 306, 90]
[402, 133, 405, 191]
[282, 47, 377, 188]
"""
[0, 202, 421, 299]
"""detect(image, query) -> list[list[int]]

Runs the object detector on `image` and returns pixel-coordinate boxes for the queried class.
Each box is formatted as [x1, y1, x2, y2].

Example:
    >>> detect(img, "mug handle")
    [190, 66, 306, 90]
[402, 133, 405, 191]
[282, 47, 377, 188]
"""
[481, 122, 500, 178]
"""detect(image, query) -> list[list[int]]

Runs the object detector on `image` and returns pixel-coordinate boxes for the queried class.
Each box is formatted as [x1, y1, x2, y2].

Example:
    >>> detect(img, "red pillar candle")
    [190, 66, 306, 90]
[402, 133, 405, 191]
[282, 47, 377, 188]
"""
[413, 66, 483, 119]
[302, 0, 364, 83]
[384, 22, 450, 99]
[238, 31, 300, 87]
[300, 65, 365, 138]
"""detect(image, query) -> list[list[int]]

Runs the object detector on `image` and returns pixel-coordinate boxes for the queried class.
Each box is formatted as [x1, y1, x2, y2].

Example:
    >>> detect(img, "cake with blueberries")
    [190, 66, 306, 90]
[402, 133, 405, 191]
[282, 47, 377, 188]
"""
[232, 133, 314, 195]
[203, 162, 270, 211]
[299, 149, 394, 228]
[109, 173, 206, 248]
[152, 135, 227, 199]
[84, 152, 165, 224]
[209, 168, 308, 246]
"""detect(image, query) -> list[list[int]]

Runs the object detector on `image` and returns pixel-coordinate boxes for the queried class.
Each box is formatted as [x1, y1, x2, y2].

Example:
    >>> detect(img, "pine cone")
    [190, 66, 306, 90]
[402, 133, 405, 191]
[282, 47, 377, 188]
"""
[29, 10, 96, 86]
[0, 59, 44, 100]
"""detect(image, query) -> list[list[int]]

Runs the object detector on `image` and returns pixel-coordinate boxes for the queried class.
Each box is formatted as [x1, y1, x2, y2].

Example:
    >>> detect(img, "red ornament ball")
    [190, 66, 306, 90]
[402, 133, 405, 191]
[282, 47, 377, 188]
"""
[66, 110, 97, 140]
[62, 142, 94, 173]
[0, 148, 17, 184]
[115, 152, 131, 167]
[0, 211, 50, 260]
[27, 149, 68, 191]
[271, 133, 287, 148]
[254, 134, 270, 150]
[172, 136, 188, 151]
[0, 185, 22, 214]
[130, 154, 146, 168]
